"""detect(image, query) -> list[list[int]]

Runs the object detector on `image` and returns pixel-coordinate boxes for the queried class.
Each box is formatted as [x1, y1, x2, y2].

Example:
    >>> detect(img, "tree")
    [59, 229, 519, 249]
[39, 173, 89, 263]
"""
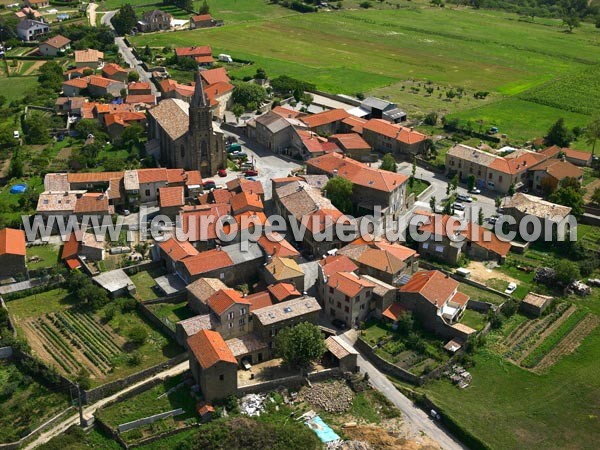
[274, 322, 326, 370]
[549, 185, 584, 217]
[199, 0, 210, 14]
[495, 196, 502, 209]
[112, 4, 137, 35]
[451, 174, 459, 192]
[231, 104, 245, 123]
[429, 195, 437, 212]
[8, 156, 24, 179]
[120, 123, 144, 150]
[270, 75, 315, 96]
[232, 83, 267, 109]
[22, 111, 50, 144]
[508, 183, 515, 197]
[127, 325, 148, 346]
[255, 67, 267, 80]
[544, 118, 572, 148]
[408, 157, 417, 189]
[75, 119, 101, 138]
[300, 93, 314, 107]
[380, 153, 397, 172]
[467, 174, 475, 192]
[553, 259, 580, 285]
[591, 187, 600, 205]
[478, 208, 484, 225]
[324, 176, 353, 214]
[424, 112, 438, 126]
[127, 70, 140, 82]
[584, 116, 600, 157]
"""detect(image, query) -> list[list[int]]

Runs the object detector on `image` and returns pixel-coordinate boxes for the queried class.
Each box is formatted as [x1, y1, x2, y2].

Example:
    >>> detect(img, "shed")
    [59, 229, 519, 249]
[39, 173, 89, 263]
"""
[520, 292, 553, 317]
[325, 335, 358, 372]
[93, 269, 135, 297]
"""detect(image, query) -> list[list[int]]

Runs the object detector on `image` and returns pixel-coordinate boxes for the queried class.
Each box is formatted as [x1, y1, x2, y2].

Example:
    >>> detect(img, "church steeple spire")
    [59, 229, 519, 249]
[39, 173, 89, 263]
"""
[191, 70, 208, 108]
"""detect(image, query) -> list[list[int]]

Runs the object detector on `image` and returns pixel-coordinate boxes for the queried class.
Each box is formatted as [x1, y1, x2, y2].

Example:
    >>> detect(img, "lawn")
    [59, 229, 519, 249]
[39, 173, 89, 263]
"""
[146, 301, 195, 329]
[0, 360, 69, 443]
[460, 309, 487, 331]
[0, 77, 38, 102]
[6, 288, 77, 321]
[129, 270, 160, 300]
[406, 179, 429, 198]
[26, 244, 60, 270]
[457, 282, 507, 306]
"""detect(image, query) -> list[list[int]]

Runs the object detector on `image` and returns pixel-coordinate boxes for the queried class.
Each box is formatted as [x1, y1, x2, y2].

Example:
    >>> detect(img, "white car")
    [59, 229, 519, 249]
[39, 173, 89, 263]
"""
[505, 282, 517, 295]
[470, 187, 481, 194]
[453, 202, 465, 211]
[13, 130, 20, 139]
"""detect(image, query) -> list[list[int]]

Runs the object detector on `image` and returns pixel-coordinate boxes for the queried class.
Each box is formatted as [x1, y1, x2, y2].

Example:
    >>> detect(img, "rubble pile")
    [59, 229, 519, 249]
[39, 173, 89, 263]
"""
[240, 393, 266, 417]
[567, 280, 592, 296]
[301, 380, 354, 413]
[534, 267, 556, 285]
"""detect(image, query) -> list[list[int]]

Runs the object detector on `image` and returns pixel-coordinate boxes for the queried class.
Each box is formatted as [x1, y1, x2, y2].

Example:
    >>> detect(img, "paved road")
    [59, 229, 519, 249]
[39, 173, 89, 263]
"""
[340, 333, 467, 450]
[24, 361, 189, 449]
[87, 3, 98, 27]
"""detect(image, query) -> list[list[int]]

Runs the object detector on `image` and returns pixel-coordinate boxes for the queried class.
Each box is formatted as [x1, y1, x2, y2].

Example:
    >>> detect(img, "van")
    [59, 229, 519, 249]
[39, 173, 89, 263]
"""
[456, 268, 471, 279]
[487, 181, 495, 189]
[218, 54, 233, 63]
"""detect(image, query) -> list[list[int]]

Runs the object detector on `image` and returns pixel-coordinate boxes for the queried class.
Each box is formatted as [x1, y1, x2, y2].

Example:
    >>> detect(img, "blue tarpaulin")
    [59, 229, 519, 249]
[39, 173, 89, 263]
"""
[305, 415, 340, 443]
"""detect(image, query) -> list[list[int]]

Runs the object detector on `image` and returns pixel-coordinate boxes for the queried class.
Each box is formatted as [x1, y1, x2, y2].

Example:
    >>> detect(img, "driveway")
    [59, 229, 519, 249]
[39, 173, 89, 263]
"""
[340, 333, 467, 450]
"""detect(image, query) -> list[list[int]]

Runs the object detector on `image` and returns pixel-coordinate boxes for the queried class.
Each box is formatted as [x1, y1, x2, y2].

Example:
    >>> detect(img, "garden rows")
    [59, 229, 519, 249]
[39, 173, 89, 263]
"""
[26, 310, 123, 378]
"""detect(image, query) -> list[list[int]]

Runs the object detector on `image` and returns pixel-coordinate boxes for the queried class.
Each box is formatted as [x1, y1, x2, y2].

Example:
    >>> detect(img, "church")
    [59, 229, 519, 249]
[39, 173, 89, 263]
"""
[147, 71, 227, 177]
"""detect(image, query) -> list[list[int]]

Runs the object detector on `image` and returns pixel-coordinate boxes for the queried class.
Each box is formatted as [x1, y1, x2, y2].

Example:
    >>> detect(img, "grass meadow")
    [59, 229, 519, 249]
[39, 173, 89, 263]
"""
[130, 3, 600, 145]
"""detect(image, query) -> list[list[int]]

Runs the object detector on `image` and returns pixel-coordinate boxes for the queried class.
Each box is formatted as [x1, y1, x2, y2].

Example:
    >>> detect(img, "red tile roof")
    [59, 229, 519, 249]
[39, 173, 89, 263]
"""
[531, 159, 583, 181]
[400, 270, 459, 307]
[318, 254, 358, 277]
[207, 288, 251, 315]
[257, 232, 300, 258]
[104, 112, 146, 127]
[246, 291, 273, 311]
[187, 329, 237, 369]
[563, 148, 592, 162]
[185, 170, 203, 187]
[175, 46, 212, 57]
[194, 55, 214, 64]
[102, 63, 127, 77]
[180, 204, 232, 241]
[159, 186, 184, 208]
[67, 171, 123, 184]
[137, 168, 168, 184]
[61, 232, 80, 260]
[159, 238, 199, 262]
[306, 152, 408, 193]
[181, 249, 233, 276]
[73, 193, 110, 213]
[63, 78, 88, 89]
[272, 106, 300, 119]
[363, 119, 427, 145]
[88, 75, 118, 88]
[382, 303, 406, 322]
[231, 191, 263, 214]
[267, 282, 301, 302]
[330, 133, 370, 150]
[125, 94, 156, 105]
[328, 271, 375, 297]
[0, 228, 26, 256]
[200, 67, 230, 85]
[342, 116, 367, 134]
[128, 81, 151, 92]
[43, 34, 71, 49]
[302, 109, 350, 128]
[192, 14, 213, 22]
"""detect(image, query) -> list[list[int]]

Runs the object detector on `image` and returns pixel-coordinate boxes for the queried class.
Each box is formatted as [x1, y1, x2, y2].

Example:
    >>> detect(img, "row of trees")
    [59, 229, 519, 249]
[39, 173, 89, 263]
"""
[545, 117, 600, 156]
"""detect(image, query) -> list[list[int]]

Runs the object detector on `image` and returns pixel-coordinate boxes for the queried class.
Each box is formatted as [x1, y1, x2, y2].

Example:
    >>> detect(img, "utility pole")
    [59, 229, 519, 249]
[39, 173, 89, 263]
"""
[76, 384, 85, 426]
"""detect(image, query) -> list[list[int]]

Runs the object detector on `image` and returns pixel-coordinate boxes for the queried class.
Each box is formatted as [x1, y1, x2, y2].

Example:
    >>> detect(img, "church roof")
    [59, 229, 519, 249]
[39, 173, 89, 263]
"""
[192, 70, 208, 108]
[148, 98, 189, 141]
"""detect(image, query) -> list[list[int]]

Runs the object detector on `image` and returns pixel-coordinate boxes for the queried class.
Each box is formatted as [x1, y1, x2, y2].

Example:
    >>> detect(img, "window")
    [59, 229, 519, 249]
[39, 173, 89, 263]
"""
[228, 312, 234, 320]
[344, 306, 349, 313]
[366, 290, 372, 298]
[239, 318, 245, 325]
[345, 295, 350, 302]
[329, 287, 334, 294]
[145, 189, 150, 196]
[478, 170, 481, 176]
[219, 374, 224, 381]
[228, 322, 233, 328]
[488, 173, 493, 179]
[240, 308, 246, 315]
[330, 308, 335, 316]
[337, 301, 342, 308]
[498, 176, 503, 183]
[360, 304, 365, 310]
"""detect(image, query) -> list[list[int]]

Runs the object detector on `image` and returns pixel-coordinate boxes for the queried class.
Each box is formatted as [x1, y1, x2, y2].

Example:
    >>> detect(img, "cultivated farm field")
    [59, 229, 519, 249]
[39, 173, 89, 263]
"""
[131, 2, 600, 145]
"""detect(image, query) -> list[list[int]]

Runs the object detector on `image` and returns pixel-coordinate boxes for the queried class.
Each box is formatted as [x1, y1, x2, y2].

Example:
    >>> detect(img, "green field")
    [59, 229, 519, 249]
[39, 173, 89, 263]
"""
[0, 77, 38, 102]
[419, 292, 600, 450]
[130, 4, 600, 145]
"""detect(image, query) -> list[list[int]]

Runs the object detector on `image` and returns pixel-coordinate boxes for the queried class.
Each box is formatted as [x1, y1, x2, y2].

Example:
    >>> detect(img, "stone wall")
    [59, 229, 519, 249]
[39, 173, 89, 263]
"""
[0, 406, 75, 450]
[354, 338, 422, 385]
[83, 353, 188, 404]
[137, 301, 178, 341]
[118, 408, 185, 433]
[237, 368, 342, 396]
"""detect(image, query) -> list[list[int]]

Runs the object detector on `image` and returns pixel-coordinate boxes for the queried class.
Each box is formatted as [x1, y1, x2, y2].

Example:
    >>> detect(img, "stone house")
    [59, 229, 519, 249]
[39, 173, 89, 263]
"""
[188, 329, 238, 402]
[190, 14, 217, 29]
[186, 277, 228, 314]
[520, 292, 553, 317]
[252, 296, 321, 351]
[361, 119, 427, 157]
[329, 133, 371, 161]
[301, 109, 350, 135]
[204, 288, 252, 340]
[137, 10, 173, 33]
[528, 158, 583, 195]
[158, 238, 199, 273]
[87, 76, 126, 98]
[361, 275, 397, 319]
[322, 271, 375, 328]
[158, 186, 185, 219]
[263, 256, 304, 290]
[325, 335, 358, 372]
[74, 49, 104, 69]
[250, 111, 296, 152]
[0, 228, 27, 280]
[102, 63, 129, 82]
[399, 270, 472, 340]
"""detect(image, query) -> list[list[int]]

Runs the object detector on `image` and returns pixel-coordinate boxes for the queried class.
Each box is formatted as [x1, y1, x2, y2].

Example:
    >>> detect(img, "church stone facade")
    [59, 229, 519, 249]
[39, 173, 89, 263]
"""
[147, 71, 226, 177]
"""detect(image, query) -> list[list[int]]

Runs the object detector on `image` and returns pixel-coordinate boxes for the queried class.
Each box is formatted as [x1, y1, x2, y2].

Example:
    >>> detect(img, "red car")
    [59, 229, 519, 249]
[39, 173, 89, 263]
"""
[217, 169, 227, 177]
[244, 169, 258, 177]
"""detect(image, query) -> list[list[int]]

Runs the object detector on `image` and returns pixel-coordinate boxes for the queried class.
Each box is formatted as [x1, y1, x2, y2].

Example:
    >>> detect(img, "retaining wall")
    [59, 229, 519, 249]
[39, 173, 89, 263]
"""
[118, 408, 184, 433]
[237, 368, 342, 396]
[354, 338, 422, 386]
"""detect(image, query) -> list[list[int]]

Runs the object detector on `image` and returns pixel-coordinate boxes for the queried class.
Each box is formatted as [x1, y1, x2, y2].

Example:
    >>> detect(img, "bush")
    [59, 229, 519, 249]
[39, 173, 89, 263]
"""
[127, 325, 148, 346]
[424, 112, 438, 126]
[360, 1, 372, 7]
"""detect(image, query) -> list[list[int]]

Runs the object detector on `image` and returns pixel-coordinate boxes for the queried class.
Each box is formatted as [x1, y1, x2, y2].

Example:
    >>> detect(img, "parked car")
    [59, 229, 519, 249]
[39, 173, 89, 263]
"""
[505, 282, 517, 295]
[457, 194, 473, 203]
[244, 169, 258, 177]
[13, 130, 19, 139]
[453, 202, 465, 211]
[203, 180, 216, 189]
[233, 151, 248, 159]
[227, 143, 242, 153]
[217, 169, 227, 177]
[487, 216, 498, 225]
[469, 187, 481, 194]
[120, 209, 131, 216]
